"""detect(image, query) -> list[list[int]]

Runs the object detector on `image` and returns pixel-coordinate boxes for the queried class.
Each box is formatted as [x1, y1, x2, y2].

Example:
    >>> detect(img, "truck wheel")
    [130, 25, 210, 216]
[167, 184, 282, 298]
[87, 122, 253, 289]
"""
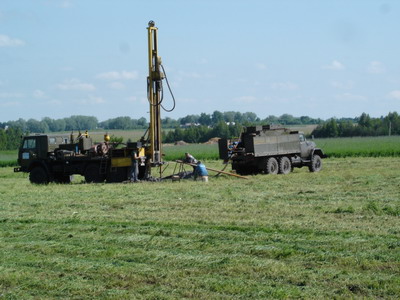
[29, 166, 49, 184]
[265, 157, 279, 175]
[54, 174, 73, 184]
[309, 155, 322, 172]
[84, 164, 104, 183]
[279, 157, 292, 175]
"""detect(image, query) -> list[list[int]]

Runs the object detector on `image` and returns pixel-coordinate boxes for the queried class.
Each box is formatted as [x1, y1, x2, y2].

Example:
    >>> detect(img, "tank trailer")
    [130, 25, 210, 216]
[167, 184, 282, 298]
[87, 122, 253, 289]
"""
[219, 125, 326, 175]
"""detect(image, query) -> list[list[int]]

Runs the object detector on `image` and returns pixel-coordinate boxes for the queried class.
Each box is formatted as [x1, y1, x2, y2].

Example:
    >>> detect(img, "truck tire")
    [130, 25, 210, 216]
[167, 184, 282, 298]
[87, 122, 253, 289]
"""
[279, 156, 292, 175]
[265, 157, 279, 175]
[309, 155, 322, 172]
[29, 166, 49, 184]
[54, 174, 73, 184]
[84, 164, 104, 183]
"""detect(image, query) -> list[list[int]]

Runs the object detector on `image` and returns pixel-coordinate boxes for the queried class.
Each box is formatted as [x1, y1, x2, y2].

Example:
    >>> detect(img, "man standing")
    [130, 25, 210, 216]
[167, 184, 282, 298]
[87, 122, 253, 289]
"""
[194, 161, 209, 182]
[130, 150, 140, 182]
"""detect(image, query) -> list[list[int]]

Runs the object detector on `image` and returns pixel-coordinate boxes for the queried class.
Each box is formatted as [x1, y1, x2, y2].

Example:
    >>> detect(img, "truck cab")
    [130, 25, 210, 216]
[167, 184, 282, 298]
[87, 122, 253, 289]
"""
[15, 135, 72, 183]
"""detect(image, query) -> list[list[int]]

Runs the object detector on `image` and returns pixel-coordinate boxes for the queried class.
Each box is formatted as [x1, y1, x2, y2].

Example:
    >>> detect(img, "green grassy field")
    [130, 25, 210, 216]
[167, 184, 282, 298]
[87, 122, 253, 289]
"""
[316, 136, 400, 157]
[1, 157, 399, 298]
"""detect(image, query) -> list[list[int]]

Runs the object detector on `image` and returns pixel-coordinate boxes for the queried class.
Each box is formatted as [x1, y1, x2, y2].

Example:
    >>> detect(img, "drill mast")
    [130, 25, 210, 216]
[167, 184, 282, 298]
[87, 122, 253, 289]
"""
[147, 20, 164, 166]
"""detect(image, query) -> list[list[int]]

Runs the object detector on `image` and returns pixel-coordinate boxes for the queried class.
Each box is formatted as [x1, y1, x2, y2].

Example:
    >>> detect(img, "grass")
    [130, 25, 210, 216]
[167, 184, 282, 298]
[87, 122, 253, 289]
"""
[0, 150, 18, 167]
[163, 144, 218, 161]
[315, 136, 400, 157]
[1, 157, 400, 298]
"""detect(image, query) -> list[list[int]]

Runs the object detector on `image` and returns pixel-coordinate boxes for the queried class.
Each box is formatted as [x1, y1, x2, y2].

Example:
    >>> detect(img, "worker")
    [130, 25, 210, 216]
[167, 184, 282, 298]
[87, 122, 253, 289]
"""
[184, 152, 197, 164]
[130, 150, 140, 182]
[184, 152, 197, 172]
[193, 161, 209, 182]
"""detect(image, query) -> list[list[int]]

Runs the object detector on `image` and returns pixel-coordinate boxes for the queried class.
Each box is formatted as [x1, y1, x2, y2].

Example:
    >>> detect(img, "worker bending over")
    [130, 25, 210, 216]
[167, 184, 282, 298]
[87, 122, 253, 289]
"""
[194, 161, 209, 182]
[184, 152, 197, 172]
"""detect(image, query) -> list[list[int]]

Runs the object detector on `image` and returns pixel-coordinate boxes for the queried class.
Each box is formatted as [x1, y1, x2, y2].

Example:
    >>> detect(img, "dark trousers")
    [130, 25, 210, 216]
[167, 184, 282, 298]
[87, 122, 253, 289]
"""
[130, 161, 139, 182]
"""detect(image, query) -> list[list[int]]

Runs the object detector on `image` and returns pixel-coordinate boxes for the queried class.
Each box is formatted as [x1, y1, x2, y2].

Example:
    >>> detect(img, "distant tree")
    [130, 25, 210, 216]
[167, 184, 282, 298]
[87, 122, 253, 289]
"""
[27, 118, 48, 133]
[223, 111, 235, 123]
[138, 117, 147, 127]
[211, 111, 224, 125]
[242, 112, 257, 123]
[198, 113, 212, 126]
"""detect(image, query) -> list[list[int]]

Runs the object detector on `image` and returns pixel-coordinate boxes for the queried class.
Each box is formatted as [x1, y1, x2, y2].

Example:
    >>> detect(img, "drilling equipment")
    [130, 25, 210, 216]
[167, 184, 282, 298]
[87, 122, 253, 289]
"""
[14, 21, 175, 184]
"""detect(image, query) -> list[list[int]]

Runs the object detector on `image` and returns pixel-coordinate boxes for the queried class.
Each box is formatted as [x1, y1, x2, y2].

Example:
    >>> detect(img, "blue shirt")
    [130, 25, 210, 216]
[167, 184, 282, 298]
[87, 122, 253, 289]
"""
[194, 163, 208, 176]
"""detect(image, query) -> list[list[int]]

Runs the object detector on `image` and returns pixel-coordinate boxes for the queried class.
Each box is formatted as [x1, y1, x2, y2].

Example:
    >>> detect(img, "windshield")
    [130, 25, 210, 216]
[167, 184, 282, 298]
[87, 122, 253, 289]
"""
[22, 138, 36, 149]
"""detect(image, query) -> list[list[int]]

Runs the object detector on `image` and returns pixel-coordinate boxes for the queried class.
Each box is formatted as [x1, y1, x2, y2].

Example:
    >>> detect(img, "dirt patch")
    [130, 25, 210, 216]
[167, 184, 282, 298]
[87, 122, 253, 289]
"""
[204, 137, 220, 144]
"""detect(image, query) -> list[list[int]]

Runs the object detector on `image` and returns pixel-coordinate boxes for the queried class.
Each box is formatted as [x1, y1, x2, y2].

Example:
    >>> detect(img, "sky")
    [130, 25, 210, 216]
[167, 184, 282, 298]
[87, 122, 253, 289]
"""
[0, 0, 400, 122]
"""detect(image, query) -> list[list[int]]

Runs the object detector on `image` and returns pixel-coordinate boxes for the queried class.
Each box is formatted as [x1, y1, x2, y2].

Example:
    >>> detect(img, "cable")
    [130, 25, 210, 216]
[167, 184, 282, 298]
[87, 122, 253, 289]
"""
[160, 64, 176, 112]
[146, 64, 176, 112]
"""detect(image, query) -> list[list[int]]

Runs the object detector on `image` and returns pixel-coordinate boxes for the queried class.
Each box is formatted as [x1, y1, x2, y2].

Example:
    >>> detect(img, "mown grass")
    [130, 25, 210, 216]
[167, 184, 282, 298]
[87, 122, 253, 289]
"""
[1, 157, 399, 299]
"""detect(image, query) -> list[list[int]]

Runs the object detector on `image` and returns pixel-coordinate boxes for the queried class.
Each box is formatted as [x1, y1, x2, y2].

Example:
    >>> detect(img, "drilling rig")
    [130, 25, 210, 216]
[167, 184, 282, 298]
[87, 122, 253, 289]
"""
[145, 20, 165, 177]
[140, 20, 176, 179]
[14, 21, 175, 184]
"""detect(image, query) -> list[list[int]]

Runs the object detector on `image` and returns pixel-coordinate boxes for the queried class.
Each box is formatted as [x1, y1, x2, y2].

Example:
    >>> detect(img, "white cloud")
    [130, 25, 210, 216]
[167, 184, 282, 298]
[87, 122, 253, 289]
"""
[255, 63, 267, 70]
[125, 96, 147, 104]
[388, 90, 400, 99]
[108, 82, 125, 90]
[33, 90, 46, 99]
[198, 58, 208, 65]
[61, 0, 72, 8]
[0, 34, 25, 47]
[45, 99, 62, 106]
[234, 96, 258, 103]
[0, 101, 20, 107]
[330, 80, 354, 90]
[323, 60, 345, 70]
[96, 70, 138, 80]
[60, 66, 74, 72]
[0, 92, 24, 98]
[177, 71, 202, 79]
[335, 93, 366, 102]
[367, 61, 385, 74]
[57, 79, 95, 91]
[270, 82, 298, 90]
[76, 95, 106, 105]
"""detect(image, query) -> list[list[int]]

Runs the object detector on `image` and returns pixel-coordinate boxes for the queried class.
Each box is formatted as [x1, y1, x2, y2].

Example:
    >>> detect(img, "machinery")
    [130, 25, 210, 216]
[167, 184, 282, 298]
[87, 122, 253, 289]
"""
[218, 125, 327, 175]
[14, 21, 174, 184]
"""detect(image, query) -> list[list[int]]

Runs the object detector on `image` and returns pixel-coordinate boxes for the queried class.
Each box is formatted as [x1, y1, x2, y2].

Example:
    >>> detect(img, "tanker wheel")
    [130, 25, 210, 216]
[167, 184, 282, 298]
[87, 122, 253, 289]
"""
[265, 157, 279, 175]
[279, 156, 292, 175]
[84, 164, 105, 183]
[309, 155, 322, 172]
[29, 166, 49, 184]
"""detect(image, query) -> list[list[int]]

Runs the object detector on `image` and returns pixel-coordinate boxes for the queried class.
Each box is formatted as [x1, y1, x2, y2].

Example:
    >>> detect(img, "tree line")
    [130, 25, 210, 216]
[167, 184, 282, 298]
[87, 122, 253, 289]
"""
[163, 122, 243, 143]
[0, 112, 397, 149]
[0, 111, 324, 134]
[312, 112, 399, 138]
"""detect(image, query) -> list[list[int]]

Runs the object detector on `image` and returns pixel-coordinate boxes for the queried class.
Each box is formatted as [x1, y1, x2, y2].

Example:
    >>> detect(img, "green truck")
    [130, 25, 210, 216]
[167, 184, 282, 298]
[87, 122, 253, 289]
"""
[219, 125, 327, 175]
[14, 133, 144, 184]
